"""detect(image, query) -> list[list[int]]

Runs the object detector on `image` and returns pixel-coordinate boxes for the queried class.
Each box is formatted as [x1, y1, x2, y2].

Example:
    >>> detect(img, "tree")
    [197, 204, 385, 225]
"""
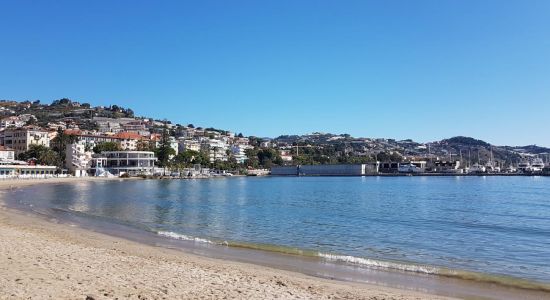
[51, 127, 78, 167]
[155, 124, 176, 170]
[173, 150, 199, 166]
[93, 142, 121, 154]
[18, 145, 60, 167]
[187, 124, 195, 128]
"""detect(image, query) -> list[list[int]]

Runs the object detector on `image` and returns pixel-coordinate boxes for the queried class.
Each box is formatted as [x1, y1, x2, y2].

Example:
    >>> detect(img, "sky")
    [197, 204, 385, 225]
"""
[1, 1, 549, 146]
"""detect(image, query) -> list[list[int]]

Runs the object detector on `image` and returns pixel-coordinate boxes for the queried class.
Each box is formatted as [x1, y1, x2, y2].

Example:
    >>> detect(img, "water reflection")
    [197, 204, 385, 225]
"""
[9, 176, 550, 283]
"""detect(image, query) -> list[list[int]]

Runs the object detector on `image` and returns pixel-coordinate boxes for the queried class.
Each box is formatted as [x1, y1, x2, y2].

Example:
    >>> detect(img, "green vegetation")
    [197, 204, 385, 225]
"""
[154, 125, 176, 168]
[18, 145, 60, 167]
[245, 148, 283, 169]
[93, 142, 121, 153]
[50, 127, 78, 167]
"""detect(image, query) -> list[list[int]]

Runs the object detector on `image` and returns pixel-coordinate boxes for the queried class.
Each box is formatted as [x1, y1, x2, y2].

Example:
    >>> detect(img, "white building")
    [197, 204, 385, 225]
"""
[1, 116, 25, 129]
[0, 159, 57, 178]
[279, 150, 293, 162]
[0, 146, 15, 160]
[178, 138, 201, 153]
[93, 117, 136, 133]
[91, 151, 157, 176]
[201, 139, 229, 162]
[231, 145, 251, 164]
[65, 142, 93, 177]
[169, 137, 179, 157]
[2, 127, 50, 155]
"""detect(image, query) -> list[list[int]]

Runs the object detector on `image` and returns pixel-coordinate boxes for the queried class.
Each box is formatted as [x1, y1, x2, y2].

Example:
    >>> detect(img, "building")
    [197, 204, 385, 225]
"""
[65, 142, 93, 177]
[0, 159, 57, 178]
[378, 162, 400, 173]
[178, 138, 201, 153]
[279, 150, 293, 162]
[169, 137, 179, 157]
[201, 139, 229, 162]
[0, 146, 15, 160]
[231, 144, 251, 164]
[113, 132, 144, 151]
[64, 130, 146, 151]
[1, 116, 26, 129]
[91, 151, 157, 176]
[431, 160, 462, 173]
[93, 117, 136, 133]
[378, 161, 427, 173]
[2, 127, 50, 155]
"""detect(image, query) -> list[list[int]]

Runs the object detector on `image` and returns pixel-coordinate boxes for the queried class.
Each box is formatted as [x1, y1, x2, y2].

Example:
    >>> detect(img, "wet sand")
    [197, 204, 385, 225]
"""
[0, 178, 455, 299]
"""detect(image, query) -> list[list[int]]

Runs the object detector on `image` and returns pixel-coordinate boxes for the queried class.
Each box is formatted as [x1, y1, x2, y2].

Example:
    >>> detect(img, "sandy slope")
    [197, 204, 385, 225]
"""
[0, 178, 454, 299]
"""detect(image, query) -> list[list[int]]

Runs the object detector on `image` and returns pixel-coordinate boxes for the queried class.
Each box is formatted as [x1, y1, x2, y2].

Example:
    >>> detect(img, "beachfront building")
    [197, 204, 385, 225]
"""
[0, 146, 15, 160]
[65, 142, 93, 177]
[0, 159, 57, 179]
[2, 127, 50, 155]
[91, 151, 157, 176]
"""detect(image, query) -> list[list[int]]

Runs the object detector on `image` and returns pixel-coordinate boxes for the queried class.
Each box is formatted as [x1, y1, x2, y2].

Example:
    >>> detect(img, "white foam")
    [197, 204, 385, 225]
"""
[318, 253, 440, 275]
[157, 231, 215, 244]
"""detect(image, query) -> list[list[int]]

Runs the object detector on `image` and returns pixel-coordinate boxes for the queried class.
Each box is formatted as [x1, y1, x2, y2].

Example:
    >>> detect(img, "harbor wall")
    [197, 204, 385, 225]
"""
[270, 166, 299, 176]
[271, 163, 379, 176]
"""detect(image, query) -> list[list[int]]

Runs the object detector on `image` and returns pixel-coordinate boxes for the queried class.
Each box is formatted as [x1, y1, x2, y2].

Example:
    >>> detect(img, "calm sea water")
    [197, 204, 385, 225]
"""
[8, 176, 550, 285]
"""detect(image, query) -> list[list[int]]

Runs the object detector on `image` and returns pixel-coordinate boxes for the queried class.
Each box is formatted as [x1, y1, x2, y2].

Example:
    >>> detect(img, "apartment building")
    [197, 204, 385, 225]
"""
[2, 127, 50, 155]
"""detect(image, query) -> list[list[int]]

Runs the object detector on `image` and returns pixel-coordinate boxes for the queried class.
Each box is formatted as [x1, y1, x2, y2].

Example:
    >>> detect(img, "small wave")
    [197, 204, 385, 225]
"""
[319, 253, 550, 292]
[318, 253, 440, 274]
[157, 231, 215, 244]
[155, 232, 550, 292]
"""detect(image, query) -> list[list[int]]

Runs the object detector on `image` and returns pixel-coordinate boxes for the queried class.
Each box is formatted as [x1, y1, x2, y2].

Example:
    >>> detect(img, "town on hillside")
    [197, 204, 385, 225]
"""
[1, 98, 549, 178]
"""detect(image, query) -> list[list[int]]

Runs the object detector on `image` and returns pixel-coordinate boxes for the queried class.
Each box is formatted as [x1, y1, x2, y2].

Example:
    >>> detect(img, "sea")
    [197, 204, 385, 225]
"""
[4, 176, 550, 299]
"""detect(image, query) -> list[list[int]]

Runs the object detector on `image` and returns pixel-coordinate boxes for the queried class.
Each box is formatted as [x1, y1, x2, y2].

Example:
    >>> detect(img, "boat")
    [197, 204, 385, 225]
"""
[517, 160, 532, 173]
[469, 163, 486, 173]
[531, 158, 545, 173]
[398, 163, 423, 173]
[505, 166, 517, 173]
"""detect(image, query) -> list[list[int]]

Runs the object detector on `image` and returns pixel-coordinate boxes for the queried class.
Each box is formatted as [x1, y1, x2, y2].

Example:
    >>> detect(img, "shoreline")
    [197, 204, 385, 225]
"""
[0, 177, 455, 299]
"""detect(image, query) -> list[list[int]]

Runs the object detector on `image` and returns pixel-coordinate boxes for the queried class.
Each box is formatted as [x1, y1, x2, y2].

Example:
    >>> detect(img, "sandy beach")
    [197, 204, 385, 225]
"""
[0, 178, 454, 299]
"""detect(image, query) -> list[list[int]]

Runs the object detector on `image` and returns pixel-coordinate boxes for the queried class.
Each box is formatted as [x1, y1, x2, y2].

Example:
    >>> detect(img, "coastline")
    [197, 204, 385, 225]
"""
[0, 178, 454, 299]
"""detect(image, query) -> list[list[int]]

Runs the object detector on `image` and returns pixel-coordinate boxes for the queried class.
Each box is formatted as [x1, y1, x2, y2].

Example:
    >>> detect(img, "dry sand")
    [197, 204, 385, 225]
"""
[0, 178, 455, 300]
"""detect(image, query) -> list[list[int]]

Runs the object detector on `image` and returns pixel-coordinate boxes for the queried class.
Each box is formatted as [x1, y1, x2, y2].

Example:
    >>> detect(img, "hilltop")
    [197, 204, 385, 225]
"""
[1, 99, 549, 169]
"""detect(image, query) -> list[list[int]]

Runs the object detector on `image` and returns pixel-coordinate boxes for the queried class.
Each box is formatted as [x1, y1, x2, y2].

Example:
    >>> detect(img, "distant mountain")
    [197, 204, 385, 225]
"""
[439, 136, 490, 147]
[503, 145, 550, 155]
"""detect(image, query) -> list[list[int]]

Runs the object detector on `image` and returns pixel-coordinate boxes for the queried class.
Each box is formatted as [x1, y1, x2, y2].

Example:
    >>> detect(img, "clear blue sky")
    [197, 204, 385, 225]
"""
[1, 1, 549, 146]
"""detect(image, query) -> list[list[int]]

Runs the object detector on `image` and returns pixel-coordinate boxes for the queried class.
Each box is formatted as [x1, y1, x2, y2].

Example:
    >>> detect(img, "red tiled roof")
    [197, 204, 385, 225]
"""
[113, 132, 143, 140]
[64, 129, 83, 135]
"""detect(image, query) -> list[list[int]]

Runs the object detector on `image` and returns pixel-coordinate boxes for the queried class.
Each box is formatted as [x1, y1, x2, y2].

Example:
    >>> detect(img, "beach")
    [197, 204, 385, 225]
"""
[0, 178, 454, 300]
